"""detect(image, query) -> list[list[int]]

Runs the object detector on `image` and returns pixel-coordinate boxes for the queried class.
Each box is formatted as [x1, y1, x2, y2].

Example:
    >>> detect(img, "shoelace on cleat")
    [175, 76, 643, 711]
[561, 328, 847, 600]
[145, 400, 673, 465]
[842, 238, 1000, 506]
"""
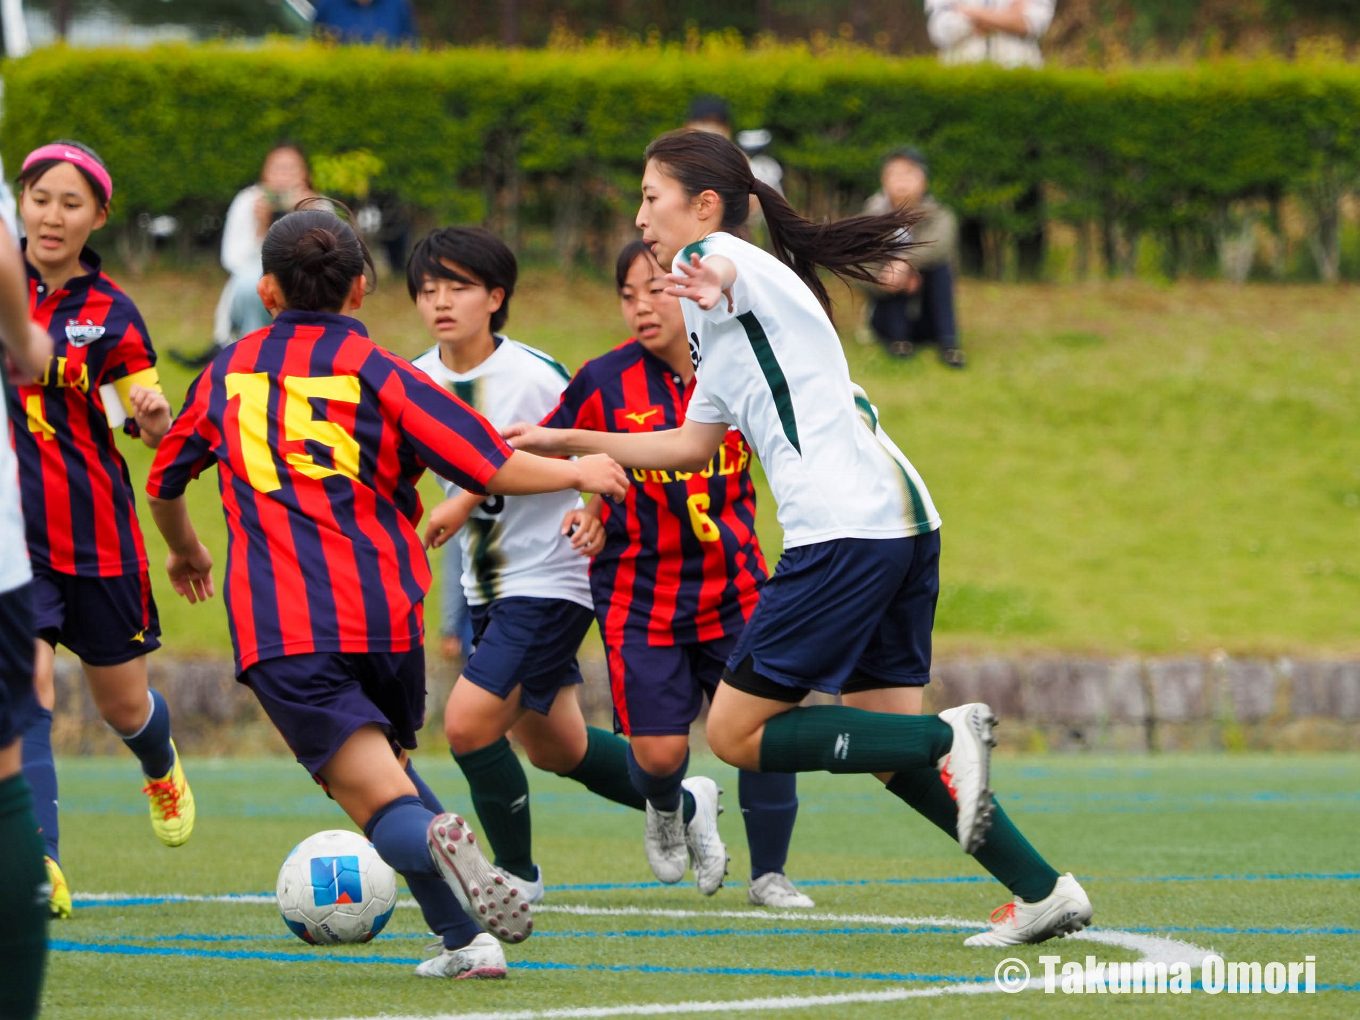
[142, 777, 182, 819]
[989, 901, 1018, 927]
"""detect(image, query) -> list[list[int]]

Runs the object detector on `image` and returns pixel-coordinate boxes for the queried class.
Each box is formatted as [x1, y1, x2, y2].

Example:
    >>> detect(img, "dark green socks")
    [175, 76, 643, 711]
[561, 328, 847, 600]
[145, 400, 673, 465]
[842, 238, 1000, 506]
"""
[758, 706, 953, 775]
[561, 727, 646, 811]
[886, 767, 1059, 902]
[0, 774, 48, 1020]
[452, 738, 536, 883]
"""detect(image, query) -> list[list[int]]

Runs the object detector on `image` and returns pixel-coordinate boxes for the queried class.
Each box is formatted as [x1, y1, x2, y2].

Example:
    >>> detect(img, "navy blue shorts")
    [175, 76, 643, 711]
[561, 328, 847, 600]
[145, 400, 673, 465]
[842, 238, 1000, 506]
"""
[464, 598, 593, 715]
[0, 583, 36, 748]
[724, 531, 940, 699]
[32, 566, 160, 666]
[241, 649, 426, 776]
[606, 633, 736, 737]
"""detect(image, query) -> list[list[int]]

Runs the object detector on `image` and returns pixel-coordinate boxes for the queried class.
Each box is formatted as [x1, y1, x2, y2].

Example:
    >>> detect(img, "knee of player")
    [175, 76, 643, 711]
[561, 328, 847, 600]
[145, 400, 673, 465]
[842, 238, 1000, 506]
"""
[444, 715, 498, 756]
[703, 713, 742, 766]
[523, 741, 580, 776]
[629, 739, 688, 776]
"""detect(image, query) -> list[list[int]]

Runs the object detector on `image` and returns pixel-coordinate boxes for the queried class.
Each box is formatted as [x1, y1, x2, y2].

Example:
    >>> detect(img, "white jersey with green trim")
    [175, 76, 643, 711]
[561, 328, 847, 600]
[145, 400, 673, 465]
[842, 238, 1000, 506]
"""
[676, 231, 940, 549]
[0, 163, 31, 595]
[413, 337, 592, 609]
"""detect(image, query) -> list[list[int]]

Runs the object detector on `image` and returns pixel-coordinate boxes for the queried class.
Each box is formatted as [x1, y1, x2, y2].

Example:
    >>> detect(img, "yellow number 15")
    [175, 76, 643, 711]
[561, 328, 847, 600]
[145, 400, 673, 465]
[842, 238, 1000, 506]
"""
[225, 372, 361, 494]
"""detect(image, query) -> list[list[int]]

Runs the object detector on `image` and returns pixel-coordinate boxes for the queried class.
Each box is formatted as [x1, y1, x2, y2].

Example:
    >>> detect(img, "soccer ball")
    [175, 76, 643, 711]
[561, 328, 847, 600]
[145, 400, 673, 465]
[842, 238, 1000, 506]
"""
[276, 830, 399, 944]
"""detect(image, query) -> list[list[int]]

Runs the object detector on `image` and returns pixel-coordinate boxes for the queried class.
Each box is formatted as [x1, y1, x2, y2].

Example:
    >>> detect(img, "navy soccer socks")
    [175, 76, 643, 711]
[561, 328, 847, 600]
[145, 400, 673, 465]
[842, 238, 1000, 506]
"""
[118, 688, 175, 779]
[21, 707, 59, 862]
[364, 794, 482, 950]
[626, 744, 696, 823]
[0, 773, 48, 1019]
[562, 727, 646, 811]
[738, 770, 798, 880]
[453, 737, 537, 882]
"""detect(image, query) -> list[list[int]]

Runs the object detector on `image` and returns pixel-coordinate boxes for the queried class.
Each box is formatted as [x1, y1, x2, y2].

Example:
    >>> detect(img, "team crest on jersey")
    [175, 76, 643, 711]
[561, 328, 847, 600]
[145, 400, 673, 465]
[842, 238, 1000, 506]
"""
[65, 319, 106, 347]
[688, 332, 701, 369]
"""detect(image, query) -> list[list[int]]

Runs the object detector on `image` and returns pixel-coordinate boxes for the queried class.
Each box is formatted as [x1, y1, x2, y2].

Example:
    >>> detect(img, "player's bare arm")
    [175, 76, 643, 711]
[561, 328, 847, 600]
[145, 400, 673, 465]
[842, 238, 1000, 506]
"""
[144, 494, 215, 604]
[504, 417, 727, 476]
[0, 220, 52, 380]
[485, 449, 628, 501]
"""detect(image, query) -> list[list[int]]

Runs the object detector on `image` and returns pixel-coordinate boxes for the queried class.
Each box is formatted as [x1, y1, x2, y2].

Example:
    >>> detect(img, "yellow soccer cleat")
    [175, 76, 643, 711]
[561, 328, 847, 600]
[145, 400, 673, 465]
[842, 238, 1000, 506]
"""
[141, 740, 195, 847]
[46, 856, 72, 919]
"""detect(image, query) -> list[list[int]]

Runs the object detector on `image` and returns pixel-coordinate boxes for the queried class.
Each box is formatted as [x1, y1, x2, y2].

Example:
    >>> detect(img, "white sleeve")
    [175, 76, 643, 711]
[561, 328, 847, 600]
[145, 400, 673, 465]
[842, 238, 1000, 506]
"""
[221, 187, 263, 276]
[685, 370, 728, 425]
[926, 0, 974, 48]
[1022, 0, 1054, 37]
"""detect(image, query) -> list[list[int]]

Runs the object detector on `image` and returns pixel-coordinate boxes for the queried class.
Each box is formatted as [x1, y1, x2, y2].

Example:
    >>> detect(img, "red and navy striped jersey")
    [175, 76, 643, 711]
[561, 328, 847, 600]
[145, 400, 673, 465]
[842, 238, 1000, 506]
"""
[4, 244, 158, 576]
[541, 339, 766, 646]
[147, 310, 512, 673]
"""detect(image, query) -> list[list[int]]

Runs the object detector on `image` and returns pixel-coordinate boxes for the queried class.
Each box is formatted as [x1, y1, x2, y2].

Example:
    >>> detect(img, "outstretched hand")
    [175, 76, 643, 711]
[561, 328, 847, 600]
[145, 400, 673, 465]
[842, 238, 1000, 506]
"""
[667, 254, 732, 312]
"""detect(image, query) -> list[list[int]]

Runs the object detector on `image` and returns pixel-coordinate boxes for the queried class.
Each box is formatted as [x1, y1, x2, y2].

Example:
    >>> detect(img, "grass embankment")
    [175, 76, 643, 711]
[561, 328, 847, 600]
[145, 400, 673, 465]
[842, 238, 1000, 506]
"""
[112, 271, 1358, 660]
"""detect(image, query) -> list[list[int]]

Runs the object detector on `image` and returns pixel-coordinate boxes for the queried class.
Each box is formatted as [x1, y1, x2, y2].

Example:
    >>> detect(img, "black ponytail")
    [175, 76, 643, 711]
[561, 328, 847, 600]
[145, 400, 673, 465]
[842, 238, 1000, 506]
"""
[261, 198, 375, 313]
[645, 129, 918, 313]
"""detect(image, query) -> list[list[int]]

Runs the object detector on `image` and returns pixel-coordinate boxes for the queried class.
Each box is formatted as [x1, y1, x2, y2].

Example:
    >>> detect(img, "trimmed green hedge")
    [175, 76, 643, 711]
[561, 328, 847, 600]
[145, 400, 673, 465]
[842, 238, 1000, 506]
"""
[3, 41, 1358, 275]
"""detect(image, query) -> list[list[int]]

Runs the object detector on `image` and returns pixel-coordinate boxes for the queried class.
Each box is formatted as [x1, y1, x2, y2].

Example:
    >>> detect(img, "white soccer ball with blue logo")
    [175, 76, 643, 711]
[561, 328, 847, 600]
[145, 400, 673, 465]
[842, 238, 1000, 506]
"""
[276, 829, 399, 944]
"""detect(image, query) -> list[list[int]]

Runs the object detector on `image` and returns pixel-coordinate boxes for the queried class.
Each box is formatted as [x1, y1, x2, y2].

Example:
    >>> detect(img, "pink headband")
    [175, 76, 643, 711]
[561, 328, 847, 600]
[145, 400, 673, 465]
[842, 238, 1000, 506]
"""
[21, 144, 113, 202]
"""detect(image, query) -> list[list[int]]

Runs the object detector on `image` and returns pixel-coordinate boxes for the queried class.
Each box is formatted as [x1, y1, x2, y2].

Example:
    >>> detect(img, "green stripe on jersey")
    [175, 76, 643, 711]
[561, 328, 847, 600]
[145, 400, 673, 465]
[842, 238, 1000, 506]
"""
[519, 345, 571, 382]
[891, 454, 932, 532]
[737, 311, 800, 455]
[452, 379, 477, 407]
[679, 238, 713, 262]
[466, 517, 503, 603]
[853, 393, 878, 431]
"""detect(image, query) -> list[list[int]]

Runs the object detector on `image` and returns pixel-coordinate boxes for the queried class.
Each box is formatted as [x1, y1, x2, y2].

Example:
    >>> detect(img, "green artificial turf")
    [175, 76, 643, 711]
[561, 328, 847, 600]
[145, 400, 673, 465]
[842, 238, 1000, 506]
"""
[38, 752, 1359, 1019]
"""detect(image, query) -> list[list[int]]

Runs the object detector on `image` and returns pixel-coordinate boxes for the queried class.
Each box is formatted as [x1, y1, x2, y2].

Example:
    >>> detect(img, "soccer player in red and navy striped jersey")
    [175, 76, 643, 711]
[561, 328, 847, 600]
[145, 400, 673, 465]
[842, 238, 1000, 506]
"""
[539, 241, 810, 905]
[146, 205, 626, 977]
[5, 144, 193, 918]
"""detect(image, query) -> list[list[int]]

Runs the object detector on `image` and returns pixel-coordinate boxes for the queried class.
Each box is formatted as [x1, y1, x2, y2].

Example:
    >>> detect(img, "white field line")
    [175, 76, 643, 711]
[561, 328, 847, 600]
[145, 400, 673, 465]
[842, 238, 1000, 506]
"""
[299, 984, 1002, 1020]
[535, 904, 985, 928]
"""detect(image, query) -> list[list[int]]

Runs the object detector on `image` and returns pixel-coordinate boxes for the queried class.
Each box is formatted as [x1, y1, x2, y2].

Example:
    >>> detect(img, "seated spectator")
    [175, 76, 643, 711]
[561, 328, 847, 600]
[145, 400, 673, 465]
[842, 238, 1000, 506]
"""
[171, 144, 317, 369]
[313, 0, 418, 46]
[862, 147, 966, 368]
[925, 0, 1054, 70]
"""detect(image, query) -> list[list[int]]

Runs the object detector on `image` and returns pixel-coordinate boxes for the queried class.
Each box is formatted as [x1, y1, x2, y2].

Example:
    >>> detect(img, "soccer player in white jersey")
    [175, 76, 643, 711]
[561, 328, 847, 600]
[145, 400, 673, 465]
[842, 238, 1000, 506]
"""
[506, 130, 1093, 947]
[0, 169, 55, 1020]
[408, 228, 669, 904]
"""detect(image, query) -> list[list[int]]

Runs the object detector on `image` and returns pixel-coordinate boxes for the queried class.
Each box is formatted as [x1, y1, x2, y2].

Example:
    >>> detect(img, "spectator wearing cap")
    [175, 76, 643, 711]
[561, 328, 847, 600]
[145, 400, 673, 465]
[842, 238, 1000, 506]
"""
[862, 147, 965, 368]
[313, 0, 418, 46]
[684, 96, 785, 197]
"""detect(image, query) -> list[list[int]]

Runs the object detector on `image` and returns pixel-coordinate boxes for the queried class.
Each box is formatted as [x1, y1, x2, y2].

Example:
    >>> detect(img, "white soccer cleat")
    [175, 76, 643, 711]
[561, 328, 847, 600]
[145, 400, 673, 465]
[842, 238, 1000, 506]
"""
[936, 703, 998, 854]
[644, 801, 689, 884]
[747, 871, 815, 908]
[427, 813, 533, 945]
[963, 873, 1093, 947]
[414, 932, 508, 979]
[681, 776, 729, 896]
[495, 863, 545, 905]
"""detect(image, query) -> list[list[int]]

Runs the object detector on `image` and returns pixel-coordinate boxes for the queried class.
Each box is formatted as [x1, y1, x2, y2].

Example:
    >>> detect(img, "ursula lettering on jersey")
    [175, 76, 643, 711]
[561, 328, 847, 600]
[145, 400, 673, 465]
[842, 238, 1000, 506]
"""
[36, 356, 91, 393]
[630, 437, 751, 484]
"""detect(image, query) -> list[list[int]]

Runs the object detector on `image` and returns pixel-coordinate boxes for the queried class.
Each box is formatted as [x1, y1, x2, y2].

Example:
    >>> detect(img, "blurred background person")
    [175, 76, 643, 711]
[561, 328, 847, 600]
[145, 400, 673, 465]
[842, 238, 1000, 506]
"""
[685, 95, 786, 232]
[925, 0, 1054, 69]
[862, 146, 965, 368]
[925, 0, 1053, 279]
[312, 0, 418, 46]
[172, 144, 316, 369]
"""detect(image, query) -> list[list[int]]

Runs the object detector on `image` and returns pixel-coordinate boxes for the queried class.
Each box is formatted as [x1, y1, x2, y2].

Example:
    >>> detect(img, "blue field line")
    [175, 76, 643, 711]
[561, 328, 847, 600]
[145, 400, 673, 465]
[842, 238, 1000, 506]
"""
[47, 939, 984, 984]
[43, 941, 1360, 993]
[137, 922, 1360, 945]
[70, 871, 1360, 910]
